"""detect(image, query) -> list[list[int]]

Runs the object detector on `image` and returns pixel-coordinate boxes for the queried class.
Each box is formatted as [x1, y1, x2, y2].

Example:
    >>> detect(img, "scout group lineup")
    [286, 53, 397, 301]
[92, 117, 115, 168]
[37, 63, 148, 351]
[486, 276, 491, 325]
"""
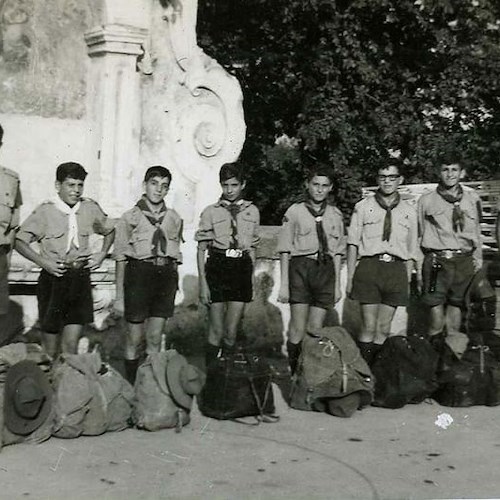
[0, 122, 489, 390]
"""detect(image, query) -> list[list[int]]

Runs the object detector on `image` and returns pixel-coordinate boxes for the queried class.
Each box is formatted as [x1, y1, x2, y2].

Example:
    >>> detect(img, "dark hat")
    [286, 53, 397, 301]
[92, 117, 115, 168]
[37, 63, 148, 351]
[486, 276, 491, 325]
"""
[4, 360, 53, 435]
[166, 354, 206, 410]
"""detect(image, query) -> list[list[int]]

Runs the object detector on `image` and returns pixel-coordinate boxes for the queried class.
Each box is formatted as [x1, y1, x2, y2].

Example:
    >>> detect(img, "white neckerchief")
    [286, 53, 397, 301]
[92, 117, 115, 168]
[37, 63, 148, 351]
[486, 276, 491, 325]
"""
[53, 196, 81, 253]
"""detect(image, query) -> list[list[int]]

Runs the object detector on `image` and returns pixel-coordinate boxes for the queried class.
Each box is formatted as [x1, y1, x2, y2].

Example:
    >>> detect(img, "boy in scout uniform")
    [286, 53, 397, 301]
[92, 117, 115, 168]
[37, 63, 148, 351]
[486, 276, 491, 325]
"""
[277, 166, 345, 375]
[196, 162, 260, 368]
[0, 124, 22, 328]
[15, 162, 115, 358]
[114, 166, 183, 384]
[347, 164, 418, 364]
[417, 154, 482, 348]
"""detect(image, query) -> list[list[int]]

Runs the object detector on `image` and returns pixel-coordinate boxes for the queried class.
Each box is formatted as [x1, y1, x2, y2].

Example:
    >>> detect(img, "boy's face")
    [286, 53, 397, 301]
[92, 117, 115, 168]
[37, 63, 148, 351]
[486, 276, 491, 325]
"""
[56, 177, 84, 207]
[377, 166, 402, 196]
[306, 175, 332, 203]
[143, 175, 170, 205]
[221, 177, 245, 202]
[439, 163, 464, 188]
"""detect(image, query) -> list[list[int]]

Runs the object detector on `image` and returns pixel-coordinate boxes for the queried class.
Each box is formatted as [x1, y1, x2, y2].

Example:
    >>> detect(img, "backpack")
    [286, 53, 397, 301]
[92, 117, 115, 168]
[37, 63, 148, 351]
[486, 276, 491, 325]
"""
[134, 350, 203, 431]
[0, 343, 53, 449]
[52, 352, 134, 438]
[290, 327, 374, 417]
[371, 335, 439, 409]
[432, 345, 500, 407]
[198, 350, 277, 422]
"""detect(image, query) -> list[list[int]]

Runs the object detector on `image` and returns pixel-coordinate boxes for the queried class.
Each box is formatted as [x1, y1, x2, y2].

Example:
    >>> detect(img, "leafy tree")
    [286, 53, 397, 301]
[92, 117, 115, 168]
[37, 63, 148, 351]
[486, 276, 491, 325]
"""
[198, 0, 500, 224]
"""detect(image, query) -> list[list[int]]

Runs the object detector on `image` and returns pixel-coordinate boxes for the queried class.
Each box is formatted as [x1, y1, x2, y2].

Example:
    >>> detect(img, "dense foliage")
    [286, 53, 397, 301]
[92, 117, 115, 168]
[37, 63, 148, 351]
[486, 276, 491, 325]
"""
[198, 0, 500, 224]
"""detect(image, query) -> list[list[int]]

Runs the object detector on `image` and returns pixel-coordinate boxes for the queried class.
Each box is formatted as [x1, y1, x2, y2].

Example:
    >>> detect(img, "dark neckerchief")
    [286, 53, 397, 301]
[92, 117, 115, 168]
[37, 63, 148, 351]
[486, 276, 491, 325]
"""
[304, 200, 329, 263]
[374, 190, 400, 241]
[436, 183, 465, 232]
[219, 198, 244, 249]
[136, 196, 167, 256]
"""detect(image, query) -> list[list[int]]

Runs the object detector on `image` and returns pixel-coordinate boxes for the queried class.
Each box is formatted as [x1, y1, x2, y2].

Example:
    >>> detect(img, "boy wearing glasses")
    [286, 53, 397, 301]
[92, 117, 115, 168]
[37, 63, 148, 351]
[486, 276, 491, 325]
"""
[347, 164, 418, 364]
[417, 155, 482, 350]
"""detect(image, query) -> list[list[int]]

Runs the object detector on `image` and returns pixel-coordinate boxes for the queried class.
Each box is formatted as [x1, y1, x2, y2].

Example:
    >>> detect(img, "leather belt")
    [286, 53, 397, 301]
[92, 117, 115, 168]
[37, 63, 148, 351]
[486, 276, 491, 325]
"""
[364, 253, 403, 263]
[64, 259, 88, 270]
[141, 256, 175, 266]
[425, 249, 473, 260]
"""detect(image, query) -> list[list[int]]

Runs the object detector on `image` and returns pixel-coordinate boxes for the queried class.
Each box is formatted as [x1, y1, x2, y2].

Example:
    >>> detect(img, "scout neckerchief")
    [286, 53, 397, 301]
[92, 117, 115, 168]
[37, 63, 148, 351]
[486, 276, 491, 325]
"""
[53, 196, 81, 253]
[219, 198, 244, 249]
[136, 196, 167, 256]
[374, 190, 400, 242]
[304, 200, 329, 263]
[436, 183, 465, 232]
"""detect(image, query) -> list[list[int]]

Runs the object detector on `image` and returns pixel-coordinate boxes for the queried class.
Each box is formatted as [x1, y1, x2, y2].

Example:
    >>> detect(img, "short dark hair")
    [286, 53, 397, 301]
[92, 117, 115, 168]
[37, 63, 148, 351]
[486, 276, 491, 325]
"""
[437, 149, 464, 168]
[306, 164, 334, 184]
[219, 162, 245, 183]
[378, 163, 401, 175]
[144, 165, 172, 183]
[56, 162, 87, 182]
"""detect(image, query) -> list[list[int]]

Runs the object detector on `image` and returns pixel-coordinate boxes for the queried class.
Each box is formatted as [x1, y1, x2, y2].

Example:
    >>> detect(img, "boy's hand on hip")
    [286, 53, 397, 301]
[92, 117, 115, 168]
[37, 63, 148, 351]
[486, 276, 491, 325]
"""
[43, 258, 66, 278]
[89, 251, 106, 270]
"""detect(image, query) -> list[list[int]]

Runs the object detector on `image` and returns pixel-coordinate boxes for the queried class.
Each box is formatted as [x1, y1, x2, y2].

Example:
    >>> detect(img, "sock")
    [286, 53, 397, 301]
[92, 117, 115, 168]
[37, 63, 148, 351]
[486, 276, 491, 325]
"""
[124, 359, 139, 385]
[286, 341, 302, 375]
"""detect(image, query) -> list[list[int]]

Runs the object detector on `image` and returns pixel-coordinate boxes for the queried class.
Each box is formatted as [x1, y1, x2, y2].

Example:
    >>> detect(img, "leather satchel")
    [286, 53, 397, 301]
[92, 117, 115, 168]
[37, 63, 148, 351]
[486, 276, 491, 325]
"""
[198, 351, 278, 423]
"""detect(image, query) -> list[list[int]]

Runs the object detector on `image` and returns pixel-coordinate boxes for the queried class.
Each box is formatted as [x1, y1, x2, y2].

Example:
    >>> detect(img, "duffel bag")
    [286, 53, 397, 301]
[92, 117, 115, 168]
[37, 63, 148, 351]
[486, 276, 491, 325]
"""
[290, 326, 373, 417]
[198, 350, 278, 423]
[371, 335, 439, 409]
[135, 350, 205, 431]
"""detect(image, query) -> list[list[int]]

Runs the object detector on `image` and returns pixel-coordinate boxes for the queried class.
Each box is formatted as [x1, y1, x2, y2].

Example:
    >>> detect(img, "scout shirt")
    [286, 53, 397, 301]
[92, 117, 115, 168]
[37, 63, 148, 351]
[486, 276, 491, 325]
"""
[195, 199, 260, 251]
[418, 186, 482, 265]
[113, 206, 183, 263]
[347, 195, 418, 261]
[17, 198, 114, 262]
[276, 202, 346, 258]
[0, 166, 22, 247]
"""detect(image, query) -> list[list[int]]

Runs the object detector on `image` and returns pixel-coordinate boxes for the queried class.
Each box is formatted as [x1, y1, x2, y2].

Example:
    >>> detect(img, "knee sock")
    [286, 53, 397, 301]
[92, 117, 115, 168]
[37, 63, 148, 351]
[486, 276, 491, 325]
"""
[124, 358, 139, 385]
[356, 341, 374, 365]
[286, 341, 302, 375]
[205, 343, 220, 369]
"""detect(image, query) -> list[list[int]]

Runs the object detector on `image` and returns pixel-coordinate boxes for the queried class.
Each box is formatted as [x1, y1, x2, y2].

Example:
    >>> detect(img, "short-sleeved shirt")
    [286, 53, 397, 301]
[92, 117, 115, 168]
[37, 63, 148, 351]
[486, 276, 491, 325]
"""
[347, 196, 418, 261]
[0, 166, 22, 247]
[113, 206, 183, 263]
[195, 200, 260, 251]
[276, 202, 346, 258]
[418, 186, 482, 264]
[17, 198, 114, 261]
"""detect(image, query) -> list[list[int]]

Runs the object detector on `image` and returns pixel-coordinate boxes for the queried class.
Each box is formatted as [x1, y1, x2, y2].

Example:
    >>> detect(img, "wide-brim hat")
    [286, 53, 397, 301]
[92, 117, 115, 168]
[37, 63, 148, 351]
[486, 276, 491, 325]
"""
[4, 360, 53, 435]
[166, 354, 206, 411]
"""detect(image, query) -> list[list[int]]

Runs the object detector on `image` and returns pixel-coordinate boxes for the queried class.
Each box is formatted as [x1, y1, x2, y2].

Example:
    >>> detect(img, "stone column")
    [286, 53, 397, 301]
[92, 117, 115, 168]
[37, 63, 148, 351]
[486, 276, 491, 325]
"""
[84, 24, 148, 217]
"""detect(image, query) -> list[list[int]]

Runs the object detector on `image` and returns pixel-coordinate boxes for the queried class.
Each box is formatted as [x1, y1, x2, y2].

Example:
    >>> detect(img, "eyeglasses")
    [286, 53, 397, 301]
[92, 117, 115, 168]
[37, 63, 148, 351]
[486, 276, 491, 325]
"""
[377, 175, 400, 182]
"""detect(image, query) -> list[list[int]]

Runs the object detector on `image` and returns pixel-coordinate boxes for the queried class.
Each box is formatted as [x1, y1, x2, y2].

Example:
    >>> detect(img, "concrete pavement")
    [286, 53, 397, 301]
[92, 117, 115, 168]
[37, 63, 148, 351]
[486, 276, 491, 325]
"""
[1, 384, 500, 500]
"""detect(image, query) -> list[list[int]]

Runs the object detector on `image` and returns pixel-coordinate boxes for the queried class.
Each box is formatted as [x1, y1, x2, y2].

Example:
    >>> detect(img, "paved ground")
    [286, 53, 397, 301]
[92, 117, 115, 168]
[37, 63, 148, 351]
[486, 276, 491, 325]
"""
[1, 382, 500, 500]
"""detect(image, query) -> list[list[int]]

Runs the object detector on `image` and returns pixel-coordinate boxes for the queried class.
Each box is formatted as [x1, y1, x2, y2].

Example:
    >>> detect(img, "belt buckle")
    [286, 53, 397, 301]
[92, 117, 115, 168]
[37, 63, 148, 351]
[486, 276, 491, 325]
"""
[225, 249, 243, 258]
[380, 253, 393, 263]
[154, 256, 168, 266]
[442, 250, 453, 259]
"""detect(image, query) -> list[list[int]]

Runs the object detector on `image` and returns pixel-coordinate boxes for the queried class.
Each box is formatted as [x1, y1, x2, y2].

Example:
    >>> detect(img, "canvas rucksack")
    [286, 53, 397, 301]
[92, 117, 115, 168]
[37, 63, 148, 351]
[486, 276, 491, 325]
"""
[290, 326, 374, 417]
[134, 350, 205, 432]
[51, 352, 134, 438]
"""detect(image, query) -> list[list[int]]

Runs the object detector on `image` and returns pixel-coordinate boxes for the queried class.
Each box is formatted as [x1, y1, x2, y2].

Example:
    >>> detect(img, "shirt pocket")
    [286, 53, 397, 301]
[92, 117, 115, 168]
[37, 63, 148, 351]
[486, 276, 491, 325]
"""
[43, 229, 66, 255]
[130, 232, 152, 256]
[425, 208, 446, 230]
[165, 218, 181, 242]
[0, 178, 17, 209]
[212, 216, 231, 239]
[78, 227, 92, 250]
[239, 214, 258, 243]
[295, 222, 316, 253]
[362, 216, 383, 239]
